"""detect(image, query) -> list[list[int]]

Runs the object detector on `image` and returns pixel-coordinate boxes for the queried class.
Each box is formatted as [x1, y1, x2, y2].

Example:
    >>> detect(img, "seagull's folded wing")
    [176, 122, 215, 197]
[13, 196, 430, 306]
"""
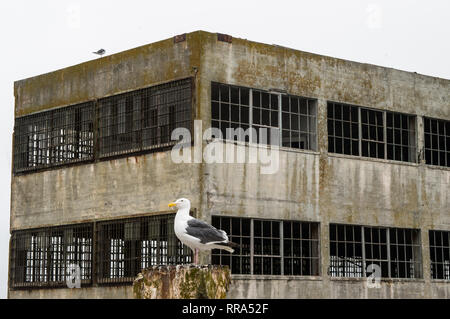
[185, 219, 228, 244]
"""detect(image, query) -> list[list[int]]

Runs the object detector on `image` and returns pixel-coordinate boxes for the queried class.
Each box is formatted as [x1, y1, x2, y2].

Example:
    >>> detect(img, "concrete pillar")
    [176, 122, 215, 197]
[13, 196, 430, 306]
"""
[133, 265, 231, 299]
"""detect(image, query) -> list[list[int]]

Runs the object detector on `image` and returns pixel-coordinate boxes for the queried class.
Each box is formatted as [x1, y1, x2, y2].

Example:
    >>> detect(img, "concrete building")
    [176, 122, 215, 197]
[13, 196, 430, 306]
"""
[8, 31, 450, 299]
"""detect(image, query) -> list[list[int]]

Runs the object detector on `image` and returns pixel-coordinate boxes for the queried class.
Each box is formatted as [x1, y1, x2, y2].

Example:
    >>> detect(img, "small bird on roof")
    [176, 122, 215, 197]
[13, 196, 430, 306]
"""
[169, 198, 238, 264]
[93, 49, 105, 56]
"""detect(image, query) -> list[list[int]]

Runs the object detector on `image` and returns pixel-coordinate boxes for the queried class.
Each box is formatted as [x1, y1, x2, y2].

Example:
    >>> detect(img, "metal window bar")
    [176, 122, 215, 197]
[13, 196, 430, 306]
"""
[329, 223, 422, 279]
[252, 220, 282, 275]
[327, 102, 360, 156]
[424, 117, 450, 167]
[363, 226, 390, 278]
[283, 221, 320, 276]
[211, 83, 251, 143]
[389, 228, 422, 279]
[211, 216, 319, 276]
[211, 216, 251, 274]
[13, 79, 192, 174]
[327, 102, 417, 163]
[360, 108, 385, 159]
[10, 223, 93, 289]
[429, 230, 450, 280]
[281, 96, 317, 150]
[96, 213, 191, 285]
[211, 82, 317, 150]
[13, 102, 95, 173]
[386, 111, 417, 163]
[99, 78, 192, 158]
[329, 224, 363, 277]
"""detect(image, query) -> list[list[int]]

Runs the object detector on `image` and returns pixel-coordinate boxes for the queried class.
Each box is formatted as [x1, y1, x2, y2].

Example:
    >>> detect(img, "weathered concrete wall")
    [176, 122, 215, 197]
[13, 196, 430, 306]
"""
[196, 31, 450, 299]
[10, 150, 202, 230]
[198, 31, 449, 120]
[229, 277, 449, 299]
[9, 286, 134, 299]
[10, 31, 450, 298]
[9, 277, 450, 299]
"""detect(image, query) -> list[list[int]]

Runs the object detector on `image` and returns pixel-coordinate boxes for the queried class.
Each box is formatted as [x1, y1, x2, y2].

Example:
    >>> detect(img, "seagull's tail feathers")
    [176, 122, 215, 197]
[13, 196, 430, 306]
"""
[215, 241, 240, 254]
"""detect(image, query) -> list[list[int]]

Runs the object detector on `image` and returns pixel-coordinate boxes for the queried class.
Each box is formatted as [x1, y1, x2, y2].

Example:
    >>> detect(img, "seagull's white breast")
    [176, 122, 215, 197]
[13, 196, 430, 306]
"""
[174, 209, 201, 249]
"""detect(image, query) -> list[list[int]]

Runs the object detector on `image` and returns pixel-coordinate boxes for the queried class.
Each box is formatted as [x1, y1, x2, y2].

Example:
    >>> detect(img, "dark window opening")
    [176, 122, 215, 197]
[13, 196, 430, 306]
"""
[327, 102, 417, 163]
[211, 216, 251, 275]
[211, 82, 317, 150]
[329, 224, 422, 279]
[389, 228, 422, 279]
[424, 117, 449, 167]
[429, 230, 450, 280]
[212, 216, 319, 276]
[386, 112, 416, 162]
[283, 221, 320, 276]
[327, 103, 359, 157]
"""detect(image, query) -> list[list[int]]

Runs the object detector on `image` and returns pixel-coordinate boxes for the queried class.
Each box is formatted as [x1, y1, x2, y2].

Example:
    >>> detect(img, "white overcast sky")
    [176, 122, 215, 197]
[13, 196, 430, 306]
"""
[0, 0, 448, 299]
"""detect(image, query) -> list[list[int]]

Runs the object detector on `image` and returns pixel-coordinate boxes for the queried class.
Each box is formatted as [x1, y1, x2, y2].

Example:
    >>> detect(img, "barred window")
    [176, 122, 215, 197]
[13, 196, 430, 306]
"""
[329, 224, 422, 279]
[389, 228, 422, 278]
[424, 117, 450, 167]
[211, 84, 250, 143]
[361, 108, 384, 159]
[211, 82, 317, 150]
[210, 217, 251, 275]
[253, 220, 281, 275]
[283, 221, 320, 276]
[13, 102, 94, 173]
[252, 90, 279, 145]
[328, 102, 417, 163]
[386, 112, 416, 162]
[282, 96, 317, 150]
[429, 230, 450, 280]
[99, 78, 192, 158]
[96, 214, 191, 284]
[9, 223, 93, 288]
[327, 103, 359, 156]
[364, 227, 389, 278]
[13, 78, 192, 174]
[329, 224, 363, 277]
[211, 216, 320, 276]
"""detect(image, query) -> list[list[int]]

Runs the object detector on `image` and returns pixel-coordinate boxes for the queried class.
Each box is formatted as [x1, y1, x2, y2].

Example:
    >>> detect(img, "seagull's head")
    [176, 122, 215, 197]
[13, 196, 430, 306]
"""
[168, 198, 190, 210]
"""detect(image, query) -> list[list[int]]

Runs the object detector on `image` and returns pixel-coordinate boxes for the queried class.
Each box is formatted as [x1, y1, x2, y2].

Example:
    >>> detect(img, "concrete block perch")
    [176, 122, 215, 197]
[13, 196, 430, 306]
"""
[133, 265, 232, 299]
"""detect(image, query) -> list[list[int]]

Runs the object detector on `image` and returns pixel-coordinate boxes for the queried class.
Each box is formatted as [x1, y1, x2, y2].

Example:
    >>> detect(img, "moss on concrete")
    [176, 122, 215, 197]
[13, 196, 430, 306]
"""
[133, 265, 231, 299]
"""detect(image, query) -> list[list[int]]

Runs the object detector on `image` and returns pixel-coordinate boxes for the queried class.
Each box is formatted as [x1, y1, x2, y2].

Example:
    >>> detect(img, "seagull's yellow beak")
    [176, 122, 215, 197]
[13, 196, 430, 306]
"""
[168, 202, 177, 208]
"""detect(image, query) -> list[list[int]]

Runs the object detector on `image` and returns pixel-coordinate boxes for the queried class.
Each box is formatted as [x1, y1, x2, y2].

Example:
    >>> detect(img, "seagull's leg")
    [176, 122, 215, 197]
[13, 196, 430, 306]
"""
[194, 249, 199, 265]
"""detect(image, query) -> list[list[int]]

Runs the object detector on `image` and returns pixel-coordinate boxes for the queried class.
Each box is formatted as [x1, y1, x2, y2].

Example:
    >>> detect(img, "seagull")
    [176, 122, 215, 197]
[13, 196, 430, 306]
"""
[169, 198, 238, 265]
[93, 49, 105, 57]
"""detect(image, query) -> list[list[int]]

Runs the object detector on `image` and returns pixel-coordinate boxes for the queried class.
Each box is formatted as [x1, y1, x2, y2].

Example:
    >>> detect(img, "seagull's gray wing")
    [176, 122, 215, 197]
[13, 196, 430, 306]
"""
[185, 219, 228, 244]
